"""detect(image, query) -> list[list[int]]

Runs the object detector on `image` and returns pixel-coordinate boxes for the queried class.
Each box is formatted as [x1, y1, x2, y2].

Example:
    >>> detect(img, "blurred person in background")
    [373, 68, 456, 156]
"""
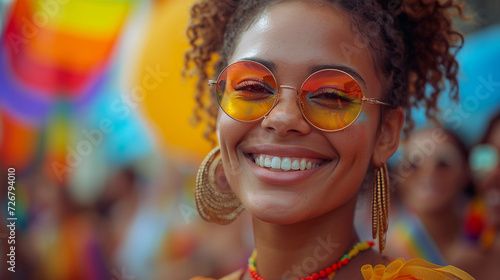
[386, 127, 475, 271]
[23, 167, 109, 280]
[458, 111, 500, 279]
[95, 166, 141, 273]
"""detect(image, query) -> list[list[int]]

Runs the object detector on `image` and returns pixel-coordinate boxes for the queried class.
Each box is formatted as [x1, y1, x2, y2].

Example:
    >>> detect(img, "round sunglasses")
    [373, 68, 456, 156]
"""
[208, 60, 391, 131]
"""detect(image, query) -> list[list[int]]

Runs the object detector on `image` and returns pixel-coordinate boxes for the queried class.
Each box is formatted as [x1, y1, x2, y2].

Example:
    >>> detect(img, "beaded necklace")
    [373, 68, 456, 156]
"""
[248, 240, 374, 280]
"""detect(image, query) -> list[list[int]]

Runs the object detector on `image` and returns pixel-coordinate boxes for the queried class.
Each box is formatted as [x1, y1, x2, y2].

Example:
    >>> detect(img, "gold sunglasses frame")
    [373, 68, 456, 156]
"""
[208, 60, 391, 132]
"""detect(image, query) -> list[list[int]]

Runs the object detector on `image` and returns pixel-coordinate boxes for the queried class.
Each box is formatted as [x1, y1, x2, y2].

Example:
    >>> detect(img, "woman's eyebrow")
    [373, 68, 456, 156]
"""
[238, 57, 277, 73]
[310, 64, 367, 88]
[235, 59, 366, 88]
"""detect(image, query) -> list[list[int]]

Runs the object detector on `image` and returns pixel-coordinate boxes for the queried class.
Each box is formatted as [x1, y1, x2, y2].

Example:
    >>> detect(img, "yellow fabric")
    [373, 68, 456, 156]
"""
[137, 0, 213, 160]
[361, 258, 475, 280]
[191, 259, 475, 280]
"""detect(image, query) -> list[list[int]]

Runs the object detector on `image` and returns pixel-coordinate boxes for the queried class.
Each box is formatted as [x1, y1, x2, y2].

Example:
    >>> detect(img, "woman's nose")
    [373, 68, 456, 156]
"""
[261, 88, 311, 137]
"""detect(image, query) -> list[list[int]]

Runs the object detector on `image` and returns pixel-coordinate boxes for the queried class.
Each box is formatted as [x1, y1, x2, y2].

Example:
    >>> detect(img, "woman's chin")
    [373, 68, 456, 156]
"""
[251, 209, 306, 225]
[242, 194, 311, 225]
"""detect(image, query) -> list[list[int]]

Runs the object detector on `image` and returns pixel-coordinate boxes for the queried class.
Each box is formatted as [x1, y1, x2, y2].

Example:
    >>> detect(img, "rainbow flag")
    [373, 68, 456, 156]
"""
[0, 0, 136, 173]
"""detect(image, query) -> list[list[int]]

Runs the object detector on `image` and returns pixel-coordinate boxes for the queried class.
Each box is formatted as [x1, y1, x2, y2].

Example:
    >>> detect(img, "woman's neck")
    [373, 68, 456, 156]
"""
[250, 197, 360, 280]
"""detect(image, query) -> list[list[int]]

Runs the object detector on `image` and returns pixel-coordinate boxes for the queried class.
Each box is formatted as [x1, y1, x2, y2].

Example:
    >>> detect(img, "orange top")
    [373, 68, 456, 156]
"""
[361, 258, 474, 280]
[190, 258, 475, 280]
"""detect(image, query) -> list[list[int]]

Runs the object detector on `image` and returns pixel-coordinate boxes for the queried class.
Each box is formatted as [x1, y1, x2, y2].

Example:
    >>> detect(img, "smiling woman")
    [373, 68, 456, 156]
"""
[184, 0, 475, 279]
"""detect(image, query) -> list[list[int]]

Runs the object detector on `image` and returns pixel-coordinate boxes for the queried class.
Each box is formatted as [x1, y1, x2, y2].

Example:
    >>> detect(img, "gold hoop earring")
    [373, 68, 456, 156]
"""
[195, 146, 244, 225]
[372, 163, 390, 252]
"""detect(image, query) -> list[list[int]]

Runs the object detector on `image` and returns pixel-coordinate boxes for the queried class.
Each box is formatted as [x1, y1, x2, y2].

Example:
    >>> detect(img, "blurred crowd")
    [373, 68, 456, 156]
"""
[0, 0, 499, 279]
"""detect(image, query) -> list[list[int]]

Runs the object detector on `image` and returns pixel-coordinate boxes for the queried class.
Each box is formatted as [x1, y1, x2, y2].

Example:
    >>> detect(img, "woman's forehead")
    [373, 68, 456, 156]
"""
[229, 1, 382, 96]
[231, 2, 350, 60]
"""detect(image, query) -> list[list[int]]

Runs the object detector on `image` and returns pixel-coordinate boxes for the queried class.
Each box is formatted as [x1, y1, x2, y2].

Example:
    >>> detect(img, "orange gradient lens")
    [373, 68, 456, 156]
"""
[300, 69, 363, 131]
[216, 61, 277, 122]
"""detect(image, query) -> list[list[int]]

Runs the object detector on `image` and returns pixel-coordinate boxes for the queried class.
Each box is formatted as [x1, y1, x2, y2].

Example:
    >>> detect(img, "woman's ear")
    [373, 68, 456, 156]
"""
[372, 107, 404, 166]
[217, 163, 233, 192]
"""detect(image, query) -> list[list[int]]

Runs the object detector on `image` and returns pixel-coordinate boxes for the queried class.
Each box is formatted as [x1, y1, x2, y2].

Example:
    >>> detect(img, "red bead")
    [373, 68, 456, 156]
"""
[342, 258, 349, 265]
[312, 273, 320, 279]
[325, 267, 332, 274]
[331, 263, 337, 271]
[319, 270, 327, 277]
[337, 260, 342, 269]
[306, 276, 313, 280]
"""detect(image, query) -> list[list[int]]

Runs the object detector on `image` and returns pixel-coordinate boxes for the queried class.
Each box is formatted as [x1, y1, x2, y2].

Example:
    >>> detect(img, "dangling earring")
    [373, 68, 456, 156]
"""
[372, 163, 390, 252]
[195, 146, 244, 225]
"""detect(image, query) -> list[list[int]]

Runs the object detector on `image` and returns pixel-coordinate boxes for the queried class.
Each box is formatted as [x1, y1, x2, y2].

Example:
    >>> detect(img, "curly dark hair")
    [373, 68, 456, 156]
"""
[184, 0, 467, 144]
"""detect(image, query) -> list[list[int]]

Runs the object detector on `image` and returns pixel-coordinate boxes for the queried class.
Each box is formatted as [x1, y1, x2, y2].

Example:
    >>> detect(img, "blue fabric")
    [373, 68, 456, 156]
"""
[412, 24, 500, 146]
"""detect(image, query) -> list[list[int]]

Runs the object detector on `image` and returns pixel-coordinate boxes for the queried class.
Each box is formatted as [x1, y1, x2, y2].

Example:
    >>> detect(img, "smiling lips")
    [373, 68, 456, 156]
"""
[252, 154, 327, 171]
[243, 147, 334, 185]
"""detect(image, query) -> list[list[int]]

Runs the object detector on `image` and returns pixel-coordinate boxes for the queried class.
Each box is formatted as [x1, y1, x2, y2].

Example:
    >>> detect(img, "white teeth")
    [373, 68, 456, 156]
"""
[254, 154, 324, 171]
[271, 157, 281, 169]
[300, 159, 306, 170]
[264, 157, 272, 167]
[281, 158, 291, 171]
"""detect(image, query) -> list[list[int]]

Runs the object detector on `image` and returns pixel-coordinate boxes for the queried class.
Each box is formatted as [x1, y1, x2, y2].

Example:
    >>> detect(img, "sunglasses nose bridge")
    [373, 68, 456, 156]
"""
[278, 85, 300, 100]
[276, 84, 301, 109]
[279, 85, 298, 91]
[264, 84, 301, 117]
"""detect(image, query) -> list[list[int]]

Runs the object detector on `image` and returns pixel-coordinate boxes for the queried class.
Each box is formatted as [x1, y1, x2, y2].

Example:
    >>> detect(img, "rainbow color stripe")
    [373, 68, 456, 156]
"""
[1, 0, 134, 123]
[392, 210, 448, 266]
